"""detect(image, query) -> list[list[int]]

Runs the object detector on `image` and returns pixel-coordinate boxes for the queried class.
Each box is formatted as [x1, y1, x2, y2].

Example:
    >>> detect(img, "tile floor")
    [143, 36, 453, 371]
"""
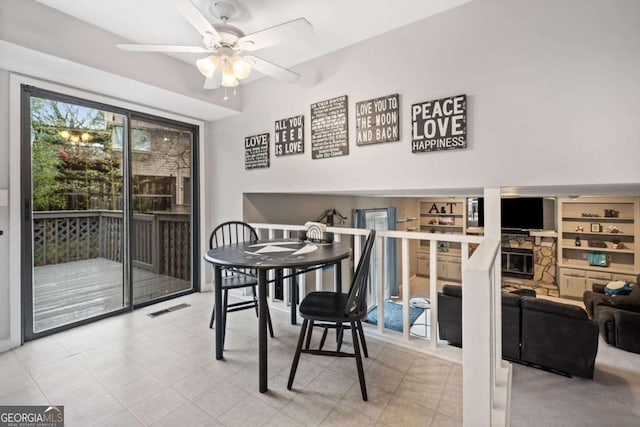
[0, 292, 462, 427]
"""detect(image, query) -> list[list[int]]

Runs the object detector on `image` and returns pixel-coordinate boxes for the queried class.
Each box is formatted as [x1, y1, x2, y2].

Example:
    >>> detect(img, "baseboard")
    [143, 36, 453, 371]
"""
[0, 338, 20, 353]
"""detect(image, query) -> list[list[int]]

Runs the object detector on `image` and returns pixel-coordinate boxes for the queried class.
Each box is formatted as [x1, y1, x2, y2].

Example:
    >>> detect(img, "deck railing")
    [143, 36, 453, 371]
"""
[33, 210, 190, 280]
[251, 222, 508, 427]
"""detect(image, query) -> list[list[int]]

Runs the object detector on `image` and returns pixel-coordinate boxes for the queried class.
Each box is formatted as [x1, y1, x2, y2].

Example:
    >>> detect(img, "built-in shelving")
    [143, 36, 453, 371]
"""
[557, 196, 639, 298]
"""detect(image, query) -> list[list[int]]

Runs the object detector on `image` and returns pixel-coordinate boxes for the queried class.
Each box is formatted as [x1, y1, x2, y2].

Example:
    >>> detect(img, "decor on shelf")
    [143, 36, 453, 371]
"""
[587, 252, 609, 267]
[590, 223, 602, 232]
[575, 236, 581, 246]
[581, 213, 600, 217]
[606, 225, 622, 233]
[438, 241, 450, 252]
[575, 225, 584, 232]
[604, 209, 620, 218]
[587, 239, 606, 248]
[439, 216, 455, 225]
[116, 1, 312, 92]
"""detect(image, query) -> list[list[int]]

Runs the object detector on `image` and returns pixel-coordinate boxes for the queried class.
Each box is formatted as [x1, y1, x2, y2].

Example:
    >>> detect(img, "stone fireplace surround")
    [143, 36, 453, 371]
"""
[501, 234, 558, 295]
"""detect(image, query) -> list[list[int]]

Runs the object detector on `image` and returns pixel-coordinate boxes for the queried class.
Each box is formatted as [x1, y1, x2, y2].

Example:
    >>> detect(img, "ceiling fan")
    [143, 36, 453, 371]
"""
[117, 1, 312, 90]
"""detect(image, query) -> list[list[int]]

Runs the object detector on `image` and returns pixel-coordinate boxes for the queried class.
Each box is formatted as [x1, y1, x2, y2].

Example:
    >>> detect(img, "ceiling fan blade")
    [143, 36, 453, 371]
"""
[203, 76, 220, 90]
[180, 1, 221, 43]
[117, 43, 210, 53]
[244, 55, 300, 82]
[238, 18, 312, 51]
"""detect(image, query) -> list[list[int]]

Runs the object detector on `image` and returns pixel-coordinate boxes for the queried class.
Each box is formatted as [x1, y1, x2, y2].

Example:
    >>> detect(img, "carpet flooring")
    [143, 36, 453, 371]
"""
[511, 321, 640, 426]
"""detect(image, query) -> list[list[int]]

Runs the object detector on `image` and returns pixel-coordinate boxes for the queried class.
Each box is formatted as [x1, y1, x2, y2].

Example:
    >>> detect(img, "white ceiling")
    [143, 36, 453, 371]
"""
[35, 0, 471, 78]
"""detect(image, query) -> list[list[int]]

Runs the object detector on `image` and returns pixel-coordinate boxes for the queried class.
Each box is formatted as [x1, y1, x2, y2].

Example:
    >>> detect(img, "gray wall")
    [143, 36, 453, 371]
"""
[205, 0, 640, 232]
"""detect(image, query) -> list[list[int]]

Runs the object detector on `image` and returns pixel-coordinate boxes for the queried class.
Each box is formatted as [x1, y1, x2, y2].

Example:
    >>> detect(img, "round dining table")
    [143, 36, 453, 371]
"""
[204, 238, 351, 392]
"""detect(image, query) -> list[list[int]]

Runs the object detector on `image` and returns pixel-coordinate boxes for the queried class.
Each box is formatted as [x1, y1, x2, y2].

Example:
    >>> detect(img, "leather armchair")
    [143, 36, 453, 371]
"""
[583, 277, 640, 354]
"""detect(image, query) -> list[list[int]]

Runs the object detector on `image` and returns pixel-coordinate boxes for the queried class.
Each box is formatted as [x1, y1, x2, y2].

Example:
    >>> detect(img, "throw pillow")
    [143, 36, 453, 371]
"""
[604, 280, 633, 296]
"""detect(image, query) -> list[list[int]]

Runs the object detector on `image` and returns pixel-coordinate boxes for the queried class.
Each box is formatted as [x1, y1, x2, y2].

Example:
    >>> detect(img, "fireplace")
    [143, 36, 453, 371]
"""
[502, 247, 534, 279]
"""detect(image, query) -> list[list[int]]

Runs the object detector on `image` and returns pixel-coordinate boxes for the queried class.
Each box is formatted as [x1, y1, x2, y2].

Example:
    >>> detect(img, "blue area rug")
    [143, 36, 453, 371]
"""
[365, 301, 423, 332]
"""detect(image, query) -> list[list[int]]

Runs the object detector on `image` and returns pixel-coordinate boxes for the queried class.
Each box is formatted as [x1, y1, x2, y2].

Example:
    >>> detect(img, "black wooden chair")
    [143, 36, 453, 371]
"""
[209, 221, 274, 347]
[287, 230, 376, 401]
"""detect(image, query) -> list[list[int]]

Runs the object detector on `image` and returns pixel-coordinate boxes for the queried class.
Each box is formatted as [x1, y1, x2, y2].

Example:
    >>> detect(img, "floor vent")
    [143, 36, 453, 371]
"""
[147, 303, 191, 318]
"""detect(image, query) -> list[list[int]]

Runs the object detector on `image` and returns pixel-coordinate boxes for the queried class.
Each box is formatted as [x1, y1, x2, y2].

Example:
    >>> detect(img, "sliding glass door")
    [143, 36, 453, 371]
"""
[21, 87, 199, 340]
[130, 116, 193, 305]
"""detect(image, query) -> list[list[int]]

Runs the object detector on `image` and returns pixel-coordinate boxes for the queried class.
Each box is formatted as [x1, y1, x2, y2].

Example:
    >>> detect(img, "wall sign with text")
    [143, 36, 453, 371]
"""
[244, 133, 270, 169]
[274, 115, 304, 156]
[411, 94, 467, 153]
[355, 93, 399, 145]
[311, 95, 349, 159]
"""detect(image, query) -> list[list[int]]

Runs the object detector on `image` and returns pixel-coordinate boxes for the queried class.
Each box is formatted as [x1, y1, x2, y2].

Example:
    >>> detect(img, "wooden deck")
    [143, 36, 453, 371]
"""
[33, 257, 191, 332]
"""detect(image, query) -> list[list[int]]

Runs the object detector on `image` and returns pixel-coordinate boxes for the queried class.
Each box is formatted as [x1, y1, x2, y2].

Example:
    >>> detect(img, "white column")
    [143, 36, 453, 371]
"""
[429, 239, 438, 348]
[401, 238, 410, 340]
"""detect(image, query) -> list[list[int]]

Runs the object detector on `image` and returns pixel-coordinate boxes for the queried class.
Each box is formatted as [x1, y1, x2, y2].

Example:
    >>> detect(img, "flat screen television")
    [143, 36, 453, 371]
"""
[501, 198, 544, 230]
[475, 197, 554, 230]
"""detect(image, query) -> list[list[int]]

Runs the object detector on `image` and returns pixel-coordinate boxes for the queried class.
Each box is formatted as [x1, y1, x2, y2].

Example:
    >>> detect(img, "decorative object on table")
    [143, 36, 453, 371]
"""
[604, 209, 620, 218]
[575, 225, 584, 232]
[588, 239, 607, 248]
[117, 1, 311, 92]
[590, 223, 602, 233]
[587, 252, 609, 267]
[438, 241, 450, 252]
[304, 221, 332, 243]
[575, 236, 581, 246]
[438, 215, 455, 226]
[606, 225, 622, 233]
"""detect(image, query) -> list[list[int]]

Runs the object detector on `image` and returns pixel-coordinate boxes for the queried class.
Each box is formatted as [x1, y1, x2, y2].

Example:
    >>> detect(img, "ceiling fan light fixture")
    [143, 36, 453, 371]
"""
[231, 56, 251, 80]
[221, 63, 239, 87]
[196, 55, 219, 78]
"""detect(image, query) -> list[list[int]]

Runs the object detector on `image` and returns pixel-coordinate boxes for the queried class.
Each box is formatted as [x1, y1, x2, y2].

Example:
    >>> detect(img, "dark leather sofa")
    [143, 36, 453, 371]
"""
[437, 284, 523, 361]
[583, 278, 640, 354]
[438, 284, 599, 379]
